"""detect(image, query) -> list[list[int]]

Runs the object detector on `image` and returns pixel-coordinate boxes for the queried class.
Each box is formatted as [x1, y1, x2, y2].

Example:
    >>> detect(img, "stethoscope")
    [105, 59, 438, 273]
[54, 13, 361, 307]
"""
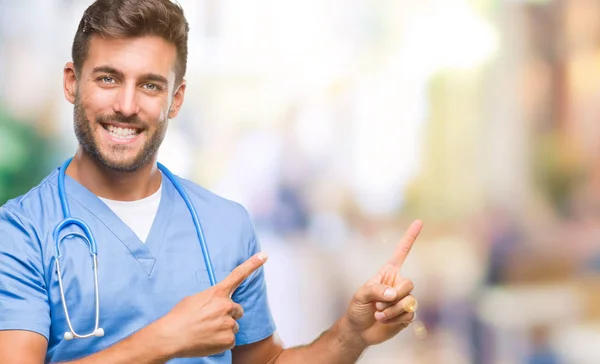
[53, 158, 217, 340]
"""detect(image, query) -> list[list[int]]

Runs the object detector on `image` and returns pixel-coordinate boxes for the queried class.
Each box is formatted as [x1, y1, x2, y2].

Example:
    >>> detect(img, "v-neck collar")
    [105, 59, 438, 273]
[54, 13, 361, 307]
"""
[58, 169, 175, 276]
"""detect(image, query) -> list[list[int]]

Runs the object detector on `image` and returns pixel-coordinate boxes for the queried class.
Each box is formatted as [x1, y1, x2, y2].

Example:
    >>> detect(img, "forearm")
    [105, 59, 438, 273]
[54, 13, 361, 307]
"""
[56, 322, 174, 364]
[273, 317, 367, 364]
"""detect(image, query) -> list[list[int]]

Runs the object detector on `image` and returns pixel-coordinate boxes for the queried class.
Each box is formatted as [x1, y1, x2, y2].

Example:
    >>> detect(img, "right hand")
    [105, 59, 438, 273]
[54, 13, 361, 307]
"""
[155, 252, 268, 358]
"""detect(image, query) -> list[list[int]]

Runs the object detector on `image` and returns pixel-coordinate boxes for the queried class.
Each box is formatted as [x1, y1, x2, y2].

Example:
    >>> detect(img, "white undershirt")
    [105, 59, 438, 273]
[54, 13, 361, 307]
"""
[98, 183, 162, 243]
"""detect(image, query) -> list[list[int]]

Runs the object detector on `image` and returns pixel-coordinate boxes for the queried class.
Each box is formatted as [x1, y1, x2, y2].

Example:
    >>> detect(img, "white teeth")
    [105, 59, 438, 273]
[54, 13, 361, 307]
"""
[106, 125, 138, 139]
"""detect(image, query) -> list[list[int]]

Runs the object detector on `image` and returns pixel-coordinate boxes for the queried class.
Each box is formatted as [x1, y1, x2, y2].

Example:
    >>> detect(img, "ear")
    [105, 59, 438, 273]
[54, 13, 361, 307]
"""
[63, 62, 78, 104]
[168, 79, 187, 119]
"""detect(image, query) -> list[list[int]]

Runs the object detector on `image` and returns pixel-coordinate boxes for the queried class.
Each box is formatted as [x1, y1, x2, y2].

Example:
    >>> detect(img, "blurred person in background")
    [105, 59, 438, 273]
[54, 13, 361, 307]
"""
[0, 0, 423, 363]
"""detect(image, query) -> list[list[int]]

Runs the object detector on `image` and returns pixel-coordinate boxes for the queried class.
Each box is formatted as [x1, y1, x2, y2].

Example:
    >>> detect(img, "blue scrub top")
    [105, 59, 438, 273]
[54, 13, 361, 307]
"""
[0, 165, 276, 363]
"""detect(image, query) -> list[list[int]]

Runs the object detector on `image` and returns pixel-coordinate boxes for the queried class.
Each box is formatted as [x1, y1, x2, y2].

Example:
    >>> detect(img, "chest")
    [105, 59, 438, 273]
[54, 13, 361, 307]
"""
[41, 211, 236, 363]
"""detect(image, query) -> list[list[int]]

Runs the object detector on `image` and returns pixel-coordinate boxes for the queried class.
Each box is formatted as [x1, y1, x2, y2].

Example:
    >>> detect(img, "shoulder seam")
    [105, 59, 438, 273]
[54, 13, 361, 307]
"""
[6, 171, 56, 207]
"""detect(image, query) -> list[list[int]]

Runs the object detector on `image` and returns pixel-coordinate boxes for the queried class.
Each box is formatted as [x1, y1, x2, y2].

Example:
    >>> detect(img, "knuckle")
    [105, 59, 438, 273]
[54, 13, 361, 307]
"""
[227, 317, 237, 329]
[382, 308, 395, 318]
[375, 301, 387, 311]
[220, 318, 234, 333]
[403, 279, 415, 292]
[225, 334, 236, 349]
[219, 299, 233, 313]
[400, 244, 411, 254]
[235, 303, 244, 317]
[387, 302, 402, 314]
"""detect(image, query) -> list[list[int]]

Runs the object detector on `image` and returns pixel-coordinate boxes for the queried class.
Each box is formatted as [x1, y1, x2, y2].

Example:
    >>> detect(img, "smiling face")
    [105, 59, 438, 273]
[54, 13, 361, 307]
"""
[64, 35, 186, 172]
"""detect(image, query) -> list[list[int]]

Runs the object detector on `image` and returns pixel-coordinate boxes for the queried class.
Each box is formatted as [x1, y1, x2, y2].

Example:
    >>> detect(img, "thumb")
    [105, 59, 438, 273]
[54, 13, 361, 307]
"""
[354, 283, 397, 304]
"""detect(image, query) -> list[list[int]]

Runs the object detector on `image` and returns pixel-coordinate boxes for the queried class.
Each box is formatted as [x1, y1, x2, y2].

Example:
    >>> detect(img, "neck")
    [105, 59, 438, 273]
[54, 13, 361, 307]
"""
[66, 148, 162, 201]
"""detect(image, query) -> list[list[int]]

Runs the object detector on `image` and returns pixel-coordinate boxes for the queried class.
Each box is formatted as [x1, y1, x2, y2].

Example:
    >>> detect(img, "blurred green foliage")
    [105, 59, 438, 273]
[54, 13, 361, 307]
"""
[0, 107, 56, 205]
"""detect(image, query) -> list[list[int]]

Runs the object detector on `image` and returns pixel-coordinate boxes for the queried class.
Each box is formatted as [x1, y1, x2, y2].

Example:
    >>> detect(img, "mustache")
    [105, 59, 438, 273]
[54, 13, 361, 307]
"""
[96, 113, 146, 129]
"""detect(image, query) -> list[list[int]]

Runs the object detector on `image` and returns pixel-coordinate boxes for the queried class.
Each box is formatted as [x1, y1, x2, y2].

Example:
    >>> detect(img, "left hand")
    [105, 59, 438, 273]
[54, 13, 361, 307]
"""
[343, 220, 422, 346]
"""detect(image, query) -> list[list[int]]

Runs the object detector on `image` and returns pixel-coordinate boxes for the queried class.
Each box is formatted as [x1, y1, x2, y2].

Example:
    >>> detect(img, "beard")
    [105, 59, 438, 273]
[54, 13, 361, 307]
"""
[73, 95, 168, 172]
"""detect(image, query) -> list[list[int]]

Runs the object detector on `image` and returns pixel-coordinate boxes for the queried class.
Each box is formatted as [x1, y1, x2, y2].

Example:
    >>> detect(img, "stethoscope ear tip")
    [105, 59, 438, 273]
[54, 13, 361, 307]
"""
[94, 328, 105, 337]
[64, 332, 74, 341]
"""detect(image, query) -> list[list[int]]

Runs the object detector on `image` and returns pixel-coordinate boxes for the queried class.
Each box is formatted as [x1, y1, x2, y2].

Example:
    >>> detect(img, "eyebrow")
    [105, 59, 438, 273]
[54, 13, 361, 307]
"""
[92, 66, 123, 78]
[92, 66, 168, 85]
[139, 73, 168, 85]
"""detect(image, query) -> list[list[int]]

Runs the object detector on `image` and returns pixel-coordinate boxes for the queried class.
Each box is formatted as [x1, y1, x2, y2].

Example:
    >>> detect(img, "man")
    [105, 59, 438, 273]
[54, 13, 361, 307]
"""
[0, 1, 422, 363]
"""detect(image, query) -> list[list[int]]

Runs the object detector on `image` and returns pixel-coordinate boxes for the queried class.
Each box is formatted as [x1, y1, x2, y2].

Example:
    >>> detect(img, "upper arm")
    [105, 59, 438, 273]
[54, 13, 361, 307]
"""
[231, 208, 277, 346]
[0, 208, 51, 360]
[0, 331, 47, 364]
[232, 333, 284, 364]
[230, 206, 280, 362]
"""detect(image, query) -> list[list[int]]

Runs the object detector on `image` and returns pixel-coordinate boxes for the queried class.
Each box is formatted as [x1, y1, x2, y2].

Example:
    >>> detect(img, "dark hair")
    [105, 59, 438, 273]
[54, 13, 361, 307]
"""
[72, 0, 189, 84]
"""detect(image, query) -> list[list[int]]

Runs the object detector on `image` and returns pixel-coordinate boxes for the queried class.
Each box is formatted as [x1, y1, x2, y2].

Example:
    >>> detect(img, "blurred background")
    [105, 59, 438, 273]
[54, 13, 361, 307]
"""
[1, 0, 600, 362]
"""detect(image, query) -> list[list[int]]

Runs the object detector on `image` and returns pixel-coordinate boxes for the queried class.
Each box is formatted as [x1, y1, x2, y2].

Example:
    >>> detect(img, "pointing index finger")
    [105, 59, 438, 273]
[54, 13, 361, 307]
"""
[389, 220, 422, 268]
[218, 253, 268, 296]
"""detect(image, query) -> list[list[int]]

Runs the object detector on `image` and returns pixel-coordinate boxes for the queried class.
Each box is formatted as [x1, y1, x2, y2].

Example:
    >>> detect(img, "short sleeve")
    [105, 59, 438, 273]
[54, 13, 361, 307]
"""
[232, 216, 276, 346]
[0, 207, 50, 339]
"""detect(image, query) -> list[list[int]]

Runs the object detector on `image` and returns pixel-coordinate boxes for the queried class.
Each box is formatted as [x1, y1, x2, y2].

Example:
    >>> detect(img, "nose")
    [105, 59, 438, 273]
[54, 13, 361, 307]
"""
[113, 84, 140, 117]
